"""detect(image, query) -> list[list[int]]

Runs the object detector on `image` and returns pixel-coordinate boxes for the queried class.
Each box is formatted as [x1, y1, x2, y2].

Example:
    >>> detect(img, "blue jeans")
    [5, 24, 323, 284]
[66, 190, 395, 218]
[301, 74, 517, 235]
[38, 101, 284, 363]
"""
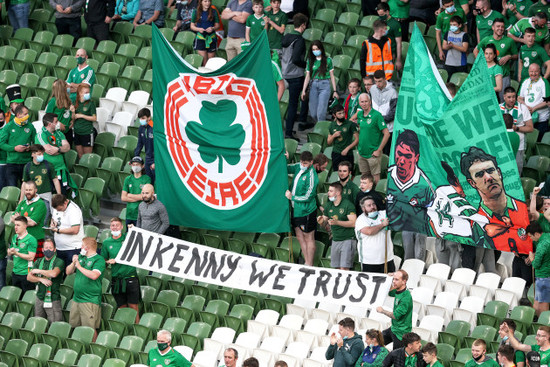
[284, 76, 307, 137]
[145, 160, 155, 185]
[0, 258, 6, 290]
[6, 163, 25, 188]
[308, 79, 331, 122]
[0, 165, 7, 194]
[57, 248, 81, 269]
[8, 1, 30, 32]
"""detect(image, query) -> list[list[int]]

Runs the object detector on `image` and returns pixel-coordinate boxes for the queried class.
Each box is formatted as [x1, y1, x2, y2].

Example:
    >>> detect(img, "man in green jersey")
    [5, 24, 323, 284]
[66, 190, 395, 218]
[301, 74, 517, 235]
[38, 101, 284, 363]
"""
[465, 339, 500, 367]
[337, 161, 360, 204]
[328, 105, 359, 171]
[376, 269, 413, 349]
[503, 323, 550, 366]
[148, 330, 194, 367]
[8, 215, 37, 292]
[12, 181, 47, 258]
[508, 12, 550, 51]
[502, 0, 533, 27]
[518, 27, 550, 82]
[101, 217, 140, 323]
[264, 0, 286, 51]
[67, 237, 105, 341]
[27, 238, 65, 322]
[529, 0, 550, 28]
[383, 332, 424, 367]
[527, 221, 550, 315]
[376, 2, 403, 70]
[221, 348, 239, 367]
[67, 49, 96, 98]
[387, 0, 410, 42]
[121, 157, 151, 227]
[475, 0, 502, 43]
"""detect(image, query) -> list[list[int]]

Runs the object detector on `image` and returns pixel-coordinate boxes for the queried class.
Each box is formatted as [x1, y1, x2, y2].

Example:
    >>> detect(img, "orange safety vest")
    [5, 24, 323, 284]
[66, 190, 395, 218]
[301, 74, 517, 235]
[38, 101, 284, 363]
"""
[364, 38, 394, 80]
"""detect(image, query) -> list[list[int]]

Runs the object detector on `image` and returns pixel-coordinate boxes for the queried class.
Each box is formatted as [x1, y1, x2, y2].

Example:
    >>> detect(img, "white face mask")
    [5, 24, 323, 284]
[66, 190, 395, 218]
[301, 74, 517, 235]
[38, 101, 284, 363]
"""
[55, 122, 61, 130]
[80, 249, 87, 256]
[368, 211, 378, 218]
[111, 230, 122, 237]
[328, 196, 336, 202]
[131, 166, 142, 173]
[300, 164, 307, 171]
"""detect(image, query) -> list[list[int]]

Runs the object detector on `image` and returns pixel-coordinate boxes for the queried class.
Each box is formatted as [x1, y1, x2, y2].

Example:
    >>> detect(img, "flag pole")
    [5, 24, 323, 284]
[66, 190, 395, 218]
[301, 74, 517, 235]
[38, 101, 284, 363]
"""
[384, 228, 388, 274]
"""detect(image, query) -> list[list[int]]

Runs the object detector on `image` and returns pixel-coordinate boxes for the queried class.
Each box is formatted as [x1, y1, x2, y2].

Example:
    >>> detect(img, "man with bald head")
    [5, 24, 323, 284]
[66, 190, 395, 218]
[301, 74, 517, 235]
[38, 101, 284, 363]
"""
[136, 184, 170, 234]
[66, 49, 96, 98]
[355, 93, 390, 183]
[519, 63, 550, 140]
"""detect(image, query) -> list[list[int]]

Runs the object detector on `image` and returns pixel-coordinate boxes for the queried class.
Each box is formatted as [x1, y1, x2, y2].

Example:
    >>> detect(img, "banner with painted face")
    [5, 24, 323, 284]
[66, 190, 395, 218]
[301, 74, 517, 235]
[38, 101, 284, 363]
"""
[386, 25, 532, 254]
[152, 26, 290, 232]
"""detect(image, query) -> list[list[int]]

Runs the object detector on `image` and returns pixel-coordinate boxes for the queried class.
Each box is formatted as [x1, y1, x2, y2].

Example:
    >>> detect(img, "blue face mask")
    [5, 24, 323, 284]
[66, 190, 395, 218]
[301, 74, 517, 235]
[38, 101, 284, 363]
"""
[67, 87, 71, 94]
[446, 5, 456, 13]
[83, 93, 91, 101]
[450, 25, 459, 32]
[36, 155, 44, 163]
[140, 119, 148, 126]
[312, 50, 322, 57]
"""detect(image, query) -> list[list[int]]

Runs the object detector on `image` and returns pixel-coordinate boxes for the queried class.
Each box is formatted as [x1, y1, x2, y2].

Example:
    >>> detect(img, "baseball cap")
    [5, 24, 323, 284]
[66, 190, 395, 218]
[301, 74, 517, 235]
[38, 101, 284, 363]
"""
[129, 156, 144, 164]
[527, 351, 541, 367]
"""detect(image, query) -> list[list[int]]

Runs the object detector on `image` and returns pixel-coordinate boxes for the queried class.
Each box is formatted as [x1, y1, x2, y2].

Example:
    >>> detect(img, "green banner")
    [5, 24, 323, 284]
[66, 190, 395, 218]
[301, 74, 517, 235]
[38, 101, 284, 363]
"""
[387, 25, 532, 254]
[152, 27, 290, 232]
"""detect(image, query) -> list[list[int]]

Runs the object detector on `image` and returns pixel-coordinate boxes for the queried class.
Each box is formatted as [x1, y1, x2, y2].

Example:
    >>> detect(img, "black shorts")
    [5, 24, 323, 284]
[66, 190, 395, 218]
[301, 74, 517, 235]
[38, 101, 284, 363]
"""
[74, 132, 94, 147]
[194, 37, 217, 52]
[292, 211, 316, 233]
[113, 277, 141, 307]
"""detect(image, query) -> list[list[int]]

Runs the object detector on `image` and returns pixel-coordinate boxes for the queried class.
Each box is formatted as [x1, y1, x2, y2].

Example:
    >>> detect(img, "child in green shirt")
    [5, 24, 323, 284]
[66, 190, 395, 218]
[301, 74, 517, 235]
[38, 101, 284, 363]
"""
[245, 0, 266, 43]
[422, 342, 445, 367]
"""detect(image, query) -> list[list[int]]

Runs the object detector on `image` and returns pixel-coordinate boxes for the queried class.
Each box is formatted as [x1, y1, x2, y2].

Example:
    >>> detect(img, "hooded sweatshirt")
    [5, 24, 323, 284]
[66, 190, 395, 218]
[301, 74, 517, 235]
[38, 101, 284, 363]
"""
[326, 332, 365, 367]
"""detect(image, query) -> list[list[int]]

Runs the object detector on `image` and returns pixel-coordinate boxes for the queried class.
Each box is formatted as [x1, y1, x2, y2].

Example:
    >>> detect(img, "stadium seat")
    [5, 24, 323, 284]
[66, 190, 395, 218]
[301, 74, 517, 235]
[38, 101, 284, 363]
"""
[73, 37, 96, 56]
[523, 155, 550, 183]
[426, 292, 459, 324]
[0, 69, 18, 93]
[107, 111, 134, 141]
[96, 62, 122, 91]
[25, 96, 44, 121]
[419, 263, 451, 293]
[452, 296, 484, 328]
[12, 48, 37, 75]
[323, 31, 345, 57]
[413, 314, 444, 343]
[151, 289, 180, 321]
[78, 177, 106, 218]
[224, 304, 254, 334]
[0, 338, 28, 366]
[463, 325, 497, 348]
[184, 54, 203, 69]
[333, 12, 360, 38]
[36, 75, 57, 101]
[531, 310, 550, 334]
[176, 294, 206, 324]
[132, 312, 164, 342]
[74, 153, 101, 181]
[93, 131, 116, 160]
[18, 72, 39, 99]
[77, 354, 102, 367]
[48, 348, 79, 367]
[510, 306, 536, 336]
[469, 272, 501, 303]
[113, 335, 144, 365]
[96, 156, 123, 196]
[200, 300, 230, 330]
[90, 331, 120, 361]
[110, 22, 133, 44]
[18, 316, 48, 346]
[495, 277, 526, 310]
[103, 358, 127, 367]
[0, 285, 22, 313]
[401, 258, 425, 288]
[445, 268, 476, 300]
[439, 320, 471, 350]
[182, 322, 212, 352]
[108, 308, 139, 336]
[128, 25, 153, 49]
[411, 286, 434, 319]
[9, 28, 33, 50]
[193, 350, 218, 367]
[92, 40, 117, 64]
[311, 8, 336, 36]
[67, 326, 95, 356]
[21, 343, 52, 367]
[0, 312, 25, 343]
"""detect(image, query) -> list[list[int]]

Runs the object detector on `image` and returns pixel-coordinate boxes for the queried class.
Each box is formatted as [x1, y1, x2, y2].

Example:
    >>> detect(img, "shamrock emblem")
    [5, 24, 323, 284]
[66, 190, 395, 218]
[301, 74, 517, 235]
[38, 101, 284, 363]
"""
[186, 99, 245, 173]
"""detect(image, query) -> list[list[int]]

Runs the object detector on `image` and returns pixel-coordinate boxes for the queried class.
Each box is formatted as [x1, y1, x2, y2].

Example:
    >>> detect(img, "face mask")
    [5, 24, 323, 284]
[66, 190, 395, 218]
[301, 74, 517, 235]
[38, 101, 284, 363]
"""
[140, 119, 148, 126]
[328, 196, 336, 202]
[67, 87, 71, 94]
[368, 211, 378, 218]
[83, 93, 91, 101]
[55, 122, 61, 130]
[446, 5, 456, 13]
[369, 344, 375, 349]
[362, 188, 371, 193]
[182, 0, 188, 4]
[36, 155, 44, 163]
[450, 25, 459, 32]
[131, 165, 142, 173]
[77, 56, 86, 65]
[300, 164, 307, 171]
[111, 230, 122, 237]
[43, 250, 55, 258]
[340, 175, 349, 182]
[384, 29, 388, 36]
[158, 342, 169, 351]
[337, 117, 346, 122]
[80, 249, 87, 256]
[379, 15, 388, 20]
[473, 355, 484, 362]
[312, 50, 322, 57]
[15, 115, 29, 125]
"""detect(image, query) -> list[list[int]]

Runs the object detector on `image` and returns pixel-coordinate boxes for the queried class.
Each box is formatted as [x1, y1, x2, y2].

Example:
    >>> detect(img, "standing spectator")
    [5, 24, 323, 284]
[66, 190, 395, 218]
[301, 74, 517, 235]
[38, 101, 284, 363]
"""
[0, 111, 7, 193]
[355, 329, 389, 367]
[83, 0, 114, 42]
[67, 49, 96, 98]
[421, 343, 444, 367]
[465, 340, 499, 367]
[338, 161, 360, 204]
[66, 237, 105, 341]
[50, 0, 84, 39]
[4, 84, 24, 124]
[435, 239, 462, 272]
[221, 348, 239, 367]
[286, 151, 318, 266]
[27, 238, 65, 322]
[355, 196, 395, 273]
[360, 20, 394, 81]
[442, 16, 469, 79]
[221, 0, 252, 60]
[436, 0, 466, 63]
[112, 0, 140, 22]
[72, 84, 97, 158]
[7, 0, 30, 31]
[136, 184, 170, 235]
[376, 3, 403, 70]
[102, 217, 140, 322]
[502, 0, 533, 28]
[527, 221, 550, 315]
[46, 80, 75, 148]
[328, 104, 359, 171]
[475, 0, 501, 43]
[245, 0, 265, 43]
[377, 270, 413, 348]
[326, 318, 364, 367]
[355, 173, 385, 214]
[519, 63, 550, 140]
[355, 93, 390, 183]
[148, 330, 194, 366]
[0, 217, 6, 290]
[318, 182, 357, 270]
[496, 320, 525, 367]
[281, 13, 308, 139]
[0, 103, 35, 188]
[134, 0, 165, 27]
[49, 194, 85, 268]
[191, 0, 220, 66]
[387, 0, 410, 42]
[382, 332, 425, 367]
[301, 41, 338, 123]
[518, 27, 550, 83]
[121, 157, 151, 228]
[13, 181, 47, 258]
[529, 0, 550, 23]
[265, 0, 287, 52]
[8, 216, 37, 293]
[371, 69, 398, 154]
[344, 79, 361, 120]
[508, 12, 549, 48]
[313, 153, 329, 174]
[402, 231, 427, 260]
[172, 0, 198, 33]
[484, 44, 504, 95]
[135, 108, 155, 183]
[23, 144, 62, 212]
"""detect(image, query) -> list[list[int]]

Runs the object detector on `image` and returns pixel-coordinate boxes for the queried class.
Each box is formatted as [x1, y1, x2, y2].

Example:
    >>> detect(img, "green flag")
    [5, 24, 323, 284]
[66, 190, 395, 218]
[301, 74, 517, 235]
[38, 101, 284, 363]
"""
[386, 25, 532, 254]
[152, 27, 290, 232]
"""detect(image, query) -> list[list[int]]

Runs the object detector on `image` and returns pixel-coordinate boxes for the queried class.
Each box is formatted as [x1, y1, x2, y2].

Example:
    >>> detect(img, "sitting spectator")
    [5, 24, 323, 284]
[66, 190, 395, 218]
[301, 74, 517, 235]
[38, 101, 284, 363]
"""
[27, 238, 65, 322]
[519, 63, 550, 140]
[442, 16, 469, 78]
[112, 0, 140, 22]
[136, 184, 170, 235]
[173, 0, 198, 33]
[344, 78, 361, 120]
[13, 181, 47, 258]
[328, 105, 359, 171]
[133, 0, 165, 26]
[191, 0, 220, 66]
[72, 84, 97, 158]
[371, 69, 398, 154]
[496, 319, 525, 367]
[326, 317, 364, 367]
[484, 44, 503, 95]
[503, 322, 550, 362]
[355, 196, 395, 273]
[66, 237, 105, 341]
[527, 221, 550, 315]
[135, 108, 155, 183]
[466, 339, 500, 367]
[50, 194, 85, 268]
[50, 0, 84, 40]
[148, 330, 194, 366]
[67, 49, 96, 98]
[421, 343, 443, 367]
[245, 0, 265, 43]
[363, 75, 375, 94]
[101, 217, 140, 322]
[356, 329, 389, 367]
[46, 80, 75, 147]
[222, 348, 239, 367]
[23, 144, 61, 213]
[275, 361, 288, 367]
[382, 332, 425, 367]
[8, 216, 37, 293]
[122, 157, 151, 227]
[355, 173, 385, 214]
[518, 27, 550, 83]
[312, 153, 329, 174]
[360, 20, 394, 81]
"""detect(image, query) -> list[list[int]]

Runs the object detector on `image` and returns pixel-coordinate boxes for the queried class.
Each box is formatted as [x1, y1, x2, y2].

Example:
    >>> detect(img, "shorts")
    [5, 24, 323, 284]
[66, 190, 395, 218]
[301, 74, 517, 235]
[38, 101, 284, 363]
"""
[292, 211, 317, 233]
[536, 277, 550, 303]
[35, 298, 63, 322]
[194, 37, 217, 52]
[69, 302, 101, 329]
[330, 239, 356, 268]
[74, 133, 94, 147]
[358, 155, 381, 175]
[113, 277, 141, 308]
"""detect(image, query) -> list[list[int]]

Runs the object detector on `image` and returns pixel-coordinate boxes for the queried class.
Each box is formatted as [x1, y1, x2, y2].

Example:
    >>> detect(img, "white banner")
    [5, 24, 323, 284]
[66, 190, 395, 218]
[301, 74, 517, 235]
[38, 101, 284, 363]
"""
[116, 227, 392, 307]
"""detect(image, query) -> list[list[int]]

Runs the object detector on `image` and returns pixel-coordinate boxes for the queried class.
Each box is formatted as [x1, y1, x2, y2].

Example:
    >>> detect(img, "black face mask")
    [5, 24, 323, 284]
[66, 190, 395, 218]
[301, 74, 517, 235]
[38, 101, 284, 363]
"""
[473, 354, 484, 362]
[337, 117, 346, 122]
[340, 175, 349, 183]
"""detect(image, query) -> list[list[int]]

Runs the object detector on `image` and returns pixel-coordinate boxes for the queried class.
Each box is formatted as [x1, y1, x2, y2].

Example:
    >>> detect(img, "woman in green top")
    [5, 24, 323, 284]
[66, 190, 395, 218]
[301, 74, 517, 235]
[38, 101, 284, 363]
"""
[45, 79, 75, 147]
[484, 44, 503, 97]
[355, 329, 389, 367]
[301, 40, 339, 123]
[72, 84, 97, 158]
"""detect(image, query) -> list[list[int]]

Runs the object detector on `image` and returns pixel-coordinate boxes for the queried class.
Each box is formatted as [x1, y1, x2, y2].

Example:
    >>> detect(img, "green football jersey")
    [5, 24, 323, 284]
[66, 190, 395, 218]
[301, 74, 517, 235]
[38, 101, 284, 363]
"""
[325, 198, 356, 241]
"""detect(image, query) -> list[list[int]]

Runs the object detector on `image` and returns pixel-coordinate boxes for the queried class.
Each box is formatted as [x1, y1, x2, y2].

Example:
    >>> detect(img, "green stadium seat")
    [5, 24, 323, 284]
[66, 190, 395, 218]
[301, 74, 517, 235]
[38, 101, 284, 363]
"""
[24, 96, 44, 121]
[28, 30, 54, 54]
[250, 242, 270, 258]
[450, 348, 471, 367]
[0, 45, 17, 72]
[279, 237, 301, 263]
[9, 28, 33, 50]
[139, 69, 153, 94]
[192, 282, 218, 303]
[74, 153, 101, 181]
[174, 31, 196, 54]
[110, 22, 133, 44]
[323, 31, 345, 57]
[118, 65, 143, 91]
[410, 21, 427, 35]
[231, 232, 256, 247]
[103, 358, 126, 367]
[18, 316, 48, 346]
[313, 240, 326, 266]
[12, 48, 37, 75]
[33, 52, 58, 79]
[90, 330, 120, 361]
[526, 130, 540, 158]
[96, 62, 121, 91]
[15, 289, 36, 320]
[42, 321, 72, 350]
[510, 305, 536, 336]
[285, 138, 299, 163]
[72, 36, 96, 56]
[0, 338, 28, 366]
[227, 238, 247, 254]
[0, 25, 13, 46]
[95, 157, 123, 196]
[184, 54, 203, 69]
[256, 233, 280, 249]
[128, 25, 153, 49]
[199, 300, 230, 329]
[0, 285, 22, 313]
[48, 348, 79, 367]
[19, 72, 39, 99]
[54, 54, 77, 79]
[77, 177, 105, 218]
[181, 321, 212, 352]
[113, 43, 138, 70]
[341, 34, 364, 61]
[113, 335, 144, 365]
[449, 72, 468, 87]
[162, 317, 187, 345]
[29, 9, 53, 31]
[524, 155, 550, 183]
[133, 46, 153, 70]
[77, 354, 102, 367]
[112, 135, 138, 163]
[0, 69, 17, 95]
[0, 313, 24, 348]
[531, 310, 550, 334]
[108, 308, 139, 336]
[303, 28, 323, 51]
[438, 68, 449, 83]
[202, 233, 224, 249]
[356, 17, 375, 37]
[100, 302, 114, 329]
[463, 325, 497, 348]
[86, 58, 99, 73]
[21, 343, 52, 367]
[159, 27, 175, 41]
[345, 0, 361, 13]
[223, 304, 254, 334]
[67, 326, 95, 356]
[70, 173, 84, 189]
[92, 40, 117, 64]
[83, 224, 99, 239]
[333, 12, 359, 38]
[295, 142, 322, 163]
[439, 320, 471, 350]
[310, 8, 336, 36]
[132, 312, 164, 341]
[437, 343, 455, 367]
[176, 295, 206, 324]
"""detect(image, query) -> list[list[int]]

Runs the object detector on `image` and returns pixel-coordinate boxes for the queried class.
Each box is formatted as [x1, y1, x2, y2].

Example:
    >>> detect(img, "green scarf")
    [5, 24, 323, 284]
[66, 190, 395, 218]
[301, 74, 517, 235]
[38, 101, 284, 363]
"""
[38, 255, 57, 305]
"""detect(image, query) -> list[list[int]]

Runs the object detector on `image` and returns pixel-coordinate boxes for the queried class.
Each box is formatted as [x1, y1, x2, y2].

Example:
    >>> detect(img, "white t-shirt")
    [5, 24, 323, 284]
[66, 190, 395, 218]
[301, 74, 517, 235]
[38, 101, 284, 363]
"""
[500, 101, 531, 150]
[355, 211, 394, 265]
[280, 0, 293, 13]
[51, 201, 85, 250]
[519, 77, 550, 122]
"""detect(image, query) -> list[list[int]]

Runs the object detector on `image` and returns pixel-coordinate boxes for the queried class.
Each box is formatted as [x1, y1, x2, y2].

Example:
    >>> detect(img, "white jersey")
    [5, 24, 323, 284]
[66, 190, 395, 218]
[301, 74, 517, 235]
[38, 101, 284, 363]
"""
[355, 211, 394, 265]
